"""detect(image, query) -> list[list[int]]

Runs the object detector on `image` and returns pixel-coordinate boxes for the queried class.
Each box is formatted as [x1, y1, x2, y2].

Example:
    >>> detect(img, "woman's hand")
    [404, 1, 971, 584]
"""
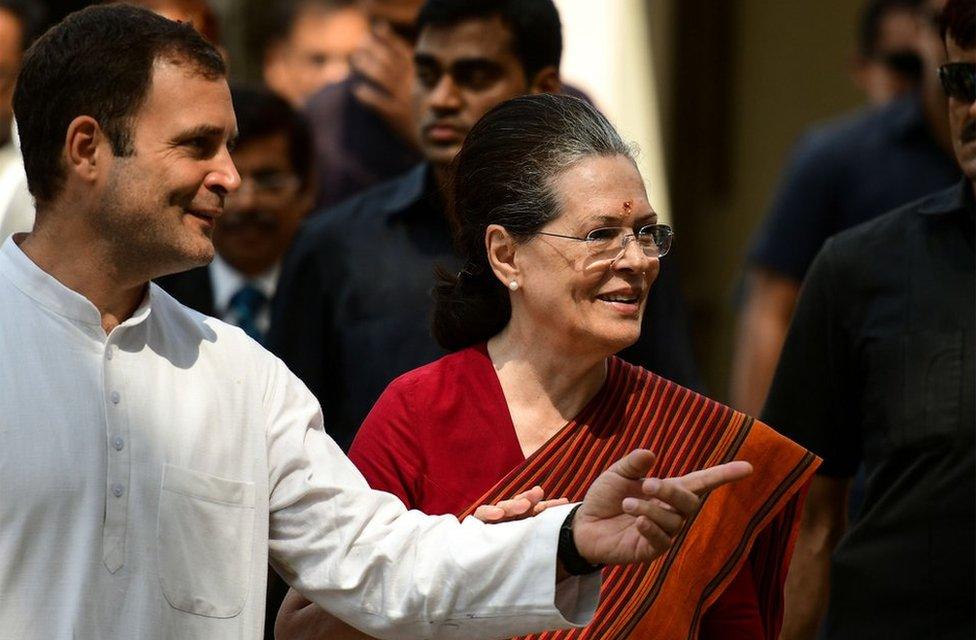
[473, 485, 570, 523]
[572, 450, 753, 566]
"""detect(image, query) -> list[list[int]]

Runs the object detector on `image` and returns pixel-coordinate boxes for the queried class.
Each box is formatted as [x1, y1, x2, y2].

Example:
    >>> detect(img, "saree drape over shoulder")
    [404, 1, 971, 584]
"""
[351, 346, 820, 640]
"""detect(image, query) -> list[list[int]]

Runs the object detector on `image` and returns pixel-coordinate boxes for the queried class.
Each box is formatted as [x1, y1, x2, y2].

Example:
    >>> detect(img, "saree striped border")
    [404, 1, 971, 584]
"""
[458, 358, 820, 640]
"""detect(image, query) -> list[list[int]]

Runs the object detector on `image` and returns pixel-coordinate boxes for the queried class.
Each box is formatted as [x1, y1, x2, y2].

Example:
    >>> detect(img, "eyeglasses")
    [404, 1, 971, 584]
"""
[938, 63, 976, 103]
[534, 223, 673, 262]
[229, 171, 300, 201]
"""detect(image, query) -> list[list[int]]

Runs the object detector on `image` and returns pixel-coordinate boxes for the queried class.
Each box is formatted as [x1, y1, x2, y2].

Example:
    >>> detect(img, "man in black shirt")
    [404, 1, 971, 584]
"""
[768, 1, 975, 637]
[270, 0, 702, 452]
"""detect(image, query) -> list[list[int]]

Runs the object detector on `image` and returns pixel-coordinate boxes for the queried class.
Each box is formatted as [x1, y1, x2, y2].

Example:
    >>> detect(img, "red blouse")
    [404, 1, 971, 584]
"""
[349, 345, 764, 638]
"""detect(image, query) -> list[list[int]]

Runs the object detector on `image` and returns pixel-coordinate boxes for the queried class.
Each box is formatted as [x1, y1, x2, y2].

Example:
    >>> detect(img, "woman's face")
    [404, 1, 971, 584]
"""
[512, 154, 660, 355]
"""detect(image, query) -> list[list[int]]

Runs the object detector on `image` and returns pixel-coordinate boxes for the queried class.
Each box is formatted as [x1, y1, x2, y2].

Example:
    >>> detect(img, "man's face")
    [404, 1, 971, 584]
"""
[413, 16, 533, 168]
[94, 60, 240, 279]
[945, 36, 976, 181]
[857, 9, 923, 104]
[0, 8, 24, 145]
[265, 5, 368, 106]
[213, 133, 310, 276]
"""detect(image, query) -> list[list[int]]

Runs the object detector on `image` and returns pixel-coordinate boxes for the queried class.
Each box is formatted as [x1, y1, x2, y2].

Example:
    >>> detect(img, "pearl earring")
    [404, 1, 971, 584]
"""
[508, 281, 519, 291]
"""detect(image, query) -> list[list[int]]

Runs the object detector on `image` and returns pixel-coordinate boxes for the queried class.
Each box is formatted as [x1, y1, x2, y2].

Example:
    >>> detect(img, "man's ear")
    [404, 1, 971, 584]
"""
[485, 223, 520, 289]
[64, 115, 107, 186]
[528, 66, 561, 95]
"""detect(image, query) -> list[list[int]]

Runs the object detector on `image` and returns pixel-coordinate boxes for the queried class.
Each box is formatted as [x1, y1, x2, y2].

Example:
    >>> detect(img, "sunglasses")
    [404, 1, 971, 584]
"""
[938, 62, 976, 103]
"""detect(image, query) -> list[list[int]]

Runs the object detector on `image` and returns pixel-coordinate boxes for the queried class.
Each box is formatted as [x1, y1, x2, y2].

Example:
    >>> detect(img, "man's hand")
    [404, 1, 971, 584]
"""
[350, 22, 419, 148]
[573, 450, 753, 565]
[473, 485, 570, 523]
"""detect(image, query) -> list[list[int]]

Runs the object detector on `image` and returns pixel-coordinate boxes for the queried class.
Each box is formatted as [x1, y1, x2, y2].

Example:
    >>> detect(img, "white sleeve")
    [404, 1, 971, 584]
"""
[265, 359, 601, 639]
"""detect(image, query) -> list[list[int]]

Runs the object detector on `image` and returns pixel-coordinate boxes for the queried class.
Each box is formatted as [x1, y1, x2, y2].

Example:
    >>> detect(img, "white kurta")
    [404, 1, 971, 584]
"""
[0, 237, 599, 639]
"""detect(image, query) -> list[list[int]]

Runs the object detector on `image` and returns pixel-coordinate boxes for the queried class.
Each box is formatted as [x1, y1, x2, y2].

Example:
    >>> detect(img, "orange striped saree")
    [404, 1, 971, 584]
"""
[458, 357, 819, 640]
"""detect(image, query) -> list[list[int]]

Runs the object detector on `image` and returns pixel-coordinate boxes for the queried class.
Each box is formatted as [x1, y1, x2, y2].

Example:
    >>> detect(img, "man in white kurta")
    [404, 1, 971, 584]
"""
[0, 5, 750, 639]
[0, 235, 598, 638]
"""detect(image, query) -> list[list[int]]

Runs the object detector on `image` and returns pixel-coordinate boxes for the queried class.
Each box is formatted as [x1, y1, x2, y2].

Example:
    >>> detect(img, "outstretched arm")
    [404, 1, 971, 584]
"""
[729, 268, 800, 416]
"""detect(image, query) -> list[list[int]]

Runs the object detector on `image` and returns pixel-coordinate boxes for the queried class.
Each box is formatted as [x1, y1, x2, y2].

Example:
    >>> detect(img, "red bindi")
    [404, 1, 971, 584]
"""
[623, 201, 632, 212]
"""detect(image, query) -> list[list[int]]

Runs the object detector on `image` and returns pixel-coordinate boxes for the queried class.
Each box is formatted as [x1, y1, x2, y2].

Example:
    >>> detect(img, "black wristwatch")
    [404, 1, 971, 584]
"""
[557, 504, 604, 576]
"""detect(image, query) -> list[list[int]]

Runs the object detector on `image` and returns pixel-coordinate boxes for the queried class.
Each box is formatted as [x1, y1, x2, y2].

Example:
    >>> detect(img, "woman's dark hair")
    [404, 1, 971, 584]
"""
[432, 93, 634, 351]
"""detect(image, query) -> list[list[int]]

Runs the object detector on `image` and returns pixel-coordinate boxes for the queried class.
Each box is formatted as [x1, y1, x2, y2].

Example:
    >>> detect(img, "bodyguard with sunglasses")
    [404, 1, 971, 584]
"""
[768, 1, 975, 638]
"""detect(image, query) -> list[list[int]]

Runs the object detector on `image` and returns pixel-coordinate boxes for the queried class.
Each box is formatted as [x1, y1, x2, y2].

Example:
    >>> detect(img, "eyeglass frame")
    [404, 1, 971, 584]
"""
[938, 62, 976, 103]
[227, 171, 302, 202]
[533, 223, 673, 261]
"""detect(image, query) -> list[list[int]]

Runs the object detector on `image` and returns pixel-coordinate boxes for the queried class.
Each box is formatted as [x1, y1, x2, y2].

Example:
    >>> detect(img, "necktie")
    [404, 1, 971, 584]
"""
[228, 284, 267, 344]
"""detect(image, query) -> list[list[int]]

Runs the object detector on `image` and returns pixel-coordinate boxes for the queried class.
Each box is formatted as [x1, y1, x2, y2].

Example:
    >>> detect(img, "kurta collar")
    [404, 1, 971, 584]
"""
[0, 234, 152, 331]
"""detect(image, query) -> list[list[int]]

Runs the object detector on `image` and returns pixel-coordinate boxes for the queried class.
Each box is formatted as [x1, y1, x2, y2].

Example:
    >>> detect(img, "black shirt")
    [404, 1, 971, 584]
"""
[270, 164, 703, 451]
[763, 180, 975, 638]
[749, 93, 960, 281]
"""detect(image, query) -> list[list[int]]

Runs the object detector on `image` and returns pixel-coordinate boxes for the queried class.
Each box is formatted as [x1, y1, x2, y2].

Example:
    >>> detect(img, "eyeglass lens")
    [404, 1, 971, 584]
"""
[588, 226, 672, 260]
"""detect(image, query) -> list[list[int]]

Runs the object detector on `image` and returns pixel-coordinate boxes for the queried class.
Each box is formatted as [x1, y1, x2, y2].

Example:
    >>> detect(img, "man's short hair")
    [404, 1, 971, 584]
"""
[415, 0, 562, 80]
[259, 0, 355, 57]
[939, 0, 975, 49]
[856, 0, 924, 59]
[13, 4, 226, 204]
[0, 0, 47, 52]
[231, 84, 315, 190]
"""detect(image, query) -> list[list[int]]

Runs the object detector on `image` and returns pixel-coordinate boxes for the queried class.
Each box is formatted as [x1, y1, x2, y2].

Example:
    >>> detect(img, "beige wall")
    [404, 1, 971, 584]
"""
[555, 0, 673, 224]
[664, 0, 868, 398]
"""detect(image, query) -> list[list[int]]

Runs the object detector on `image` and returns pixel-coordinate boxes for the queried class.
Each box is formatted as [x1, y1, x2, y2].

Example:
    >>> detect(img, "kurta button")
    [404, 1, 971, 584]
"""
[112, 436, 124, 451]
[106, 347, 114, 360]
[110, 391, 120, 404]
[112, 484, 124, 497]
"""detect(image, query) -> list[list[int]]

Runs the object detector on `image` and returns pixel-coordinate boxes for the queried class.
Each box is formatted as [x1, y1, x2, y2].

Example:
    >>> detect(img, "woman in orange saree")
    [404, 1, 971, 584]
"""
[276, 94, 817, 639]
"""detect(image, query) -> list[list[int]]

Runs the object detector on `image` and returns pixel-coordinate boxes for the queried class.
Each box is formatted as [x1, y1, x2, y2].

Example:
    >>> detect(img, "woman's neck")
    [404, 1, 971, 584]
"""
[487, 322, 609, 457]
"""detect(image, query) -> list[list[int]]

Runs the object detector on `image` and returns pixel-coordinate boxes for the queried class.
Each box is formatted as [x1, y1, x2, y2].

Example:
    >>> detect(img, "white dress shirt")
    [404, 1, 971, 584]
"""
[208, 254, 277, 334]
[0, 236, 599, 639]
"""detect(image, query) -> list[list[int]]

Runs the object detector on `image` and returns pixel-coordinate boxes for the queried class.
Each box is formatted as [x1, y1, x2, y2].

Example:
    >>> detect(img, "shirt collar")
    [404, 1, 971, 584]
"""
[917, 179, 975, 216]
[0, 234, 152, 330]
[381, 163, 439, 220]
[887, 91, 928, 141]
[209, 254, 279, 314]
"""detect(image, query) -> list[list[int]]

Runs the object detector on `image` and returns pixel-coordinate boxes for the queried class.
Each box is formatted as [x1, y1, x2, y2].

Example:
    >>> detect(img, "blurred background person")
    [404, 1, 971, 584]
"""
[852, 0, 927, 104]
[124, 0, 222, 44]
[269, 0, 701, 455]
[768, 2, 974, 637]
[729, 0, 959, 417]
[0, 0, 44, 241]
[156, 84, 314, 345]
[262, 0, 368, 107]
[303, 0, 424, 209]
